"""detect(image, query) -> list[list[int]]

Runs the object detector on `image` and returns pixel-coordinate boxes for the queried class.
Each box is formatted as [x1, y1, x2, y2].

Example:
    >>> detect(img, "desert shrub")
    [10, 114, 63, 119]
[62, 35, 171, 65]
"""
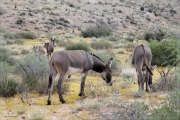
[0, 46, 10, 62]
[3, 32, 15, 39]
[16, 18, 23, 24]
[95, 52, 117, 70]
[104, 35, 119, 41]
[59, 18, 69, 24]
[21, 49, 29, 55]
[6, 57, 17, 65]
[91, 41, 113, 49]
[15, 32, 37, 39]
[11, 50, 19, 55]
[75, 97, 148, 120]
[16, 39, 24, 45]
[6, 40, 16, 45]
[2, 78, 19, 97]
[145, 40, 180, 120]
[149, 40, 176, 66]
[0, 27, 5, 33]
[81, 26, 112, 38]
[14, 53, 50, 94]
[144, 29, 165, 42]
[56, 39, 72, 47]
[144, 31, 155, 41]
[140, 6, 144, 11]
[65, 42, 90, 51]
[146, 15, 151, 22]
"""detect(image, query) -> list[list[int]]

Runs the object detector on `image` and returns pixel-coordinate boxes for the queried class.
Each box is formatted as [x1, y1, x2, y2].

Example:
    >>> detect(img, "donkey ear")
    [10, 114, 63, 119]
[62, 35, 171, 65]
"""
[107, 58, 113, 68]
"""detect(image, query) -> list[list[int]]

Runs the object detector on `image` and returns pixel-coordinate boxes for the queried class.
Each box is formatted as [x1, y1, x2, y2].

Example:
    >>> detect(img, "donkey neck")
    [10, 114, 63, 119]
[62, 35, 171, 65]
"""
[91, 56, 106, 73]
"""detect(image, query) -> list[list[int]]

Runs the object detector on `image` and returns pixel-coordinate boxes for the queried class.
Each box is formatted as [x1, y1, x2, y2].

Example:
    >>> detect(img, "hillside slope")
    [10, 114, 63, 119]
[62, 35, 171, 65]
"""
[0, 0, 180, 36]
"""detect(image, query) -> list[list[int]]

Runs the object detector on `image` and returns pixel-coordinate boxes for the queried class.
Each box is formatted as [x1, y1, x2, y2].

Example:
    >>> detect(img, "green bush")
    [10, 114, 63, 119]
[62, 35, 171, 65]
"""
[15, 32, 37, 39]
[65, 42, 90, 51]
[3, 32, 37, 40]
[0, 46, 10, 62]
[144, 31, 155, 41]
[149, 40, 176, 66]
[16, 18, 23, 24]
[21, 49, 29, 55]
[0, 62, 10, 96]
[104, 36, 119, 41]
[81, 26, 112, 38]
[91, 41, 113, 49]
[56, 39, 72, 47]
[3, 78, 19, 97]
[144, 29, 165, 41]
[3, 32, 15, 39]
[95, 52, 117, 70]
[14, 53, 50, 94]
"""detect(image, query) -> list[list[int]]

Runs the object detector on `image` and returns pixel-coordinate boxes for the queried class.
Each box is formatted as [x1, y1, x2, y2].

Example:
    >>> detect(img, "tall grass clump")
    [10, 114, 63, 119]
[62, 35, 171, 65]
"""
[149, 40, 176, 66]
[81, 26, 112, 38]
[65, 42, 90, 51]
[14, 53, 49, 94]
[91, 41, 113, 49]
[0, 62, 19, 97]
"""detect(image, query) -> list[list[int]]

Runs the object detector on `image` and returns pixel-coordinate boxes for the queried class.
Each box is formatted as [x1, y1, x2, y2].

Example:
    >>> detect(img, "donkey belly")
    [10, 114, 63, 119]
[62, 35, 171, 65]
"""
[66, 67, 83, 75]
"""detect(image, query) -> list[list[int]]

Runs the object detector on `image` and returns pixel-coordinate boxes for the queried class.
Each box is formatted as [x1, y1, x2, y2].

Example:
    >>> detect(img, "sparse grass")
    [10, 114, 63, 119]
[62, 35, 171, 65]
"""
[132, 90, 145, 98]
[91, 41, 113, 49]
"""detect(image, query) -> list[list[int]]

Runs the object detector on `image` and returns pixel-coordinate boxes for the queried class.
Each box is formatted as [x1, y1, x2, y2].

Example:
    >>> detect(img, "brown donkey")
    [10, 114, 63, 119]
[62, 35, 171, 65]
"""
[132, 44, 156, 92]
[33, 45, 47, 56]
[44, 37, 55, 58]
[47, 50, 113, 104]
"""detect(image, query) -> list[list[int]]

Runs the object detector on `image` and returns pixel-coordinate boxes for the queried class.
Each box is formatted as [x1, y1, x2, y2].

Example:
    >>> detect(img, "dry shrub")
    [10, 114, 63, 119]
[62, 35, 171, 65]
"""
[150, 69, 175, 92]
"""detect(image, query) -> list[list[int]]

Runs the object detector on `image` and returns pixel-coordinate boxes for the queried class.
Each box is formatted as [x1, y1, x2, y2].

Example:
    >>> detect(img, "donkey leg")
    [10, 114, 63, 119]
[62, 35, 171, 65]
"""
[137, 69, 144, 91]
[79, 72, 88, 96]
[47, 71, 57, 105]
[145, 72, 150, 92]
[57, 75, 66, 103]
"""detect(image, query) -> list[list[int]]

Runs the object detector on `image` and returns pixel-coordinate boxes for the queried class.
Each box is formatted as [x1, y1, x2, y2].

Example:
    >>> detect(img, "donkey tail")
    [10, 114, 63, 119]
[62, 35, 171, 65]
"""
[141, 44, 153, 75]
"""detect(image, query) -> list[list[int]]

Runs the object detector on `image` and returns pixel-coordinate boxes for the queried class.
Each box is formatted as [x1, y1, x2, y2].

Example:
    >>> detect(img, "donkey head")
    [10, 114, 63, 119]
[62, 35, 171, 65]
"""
[141, 65, 157, 85]
[101, 58, 113, 86]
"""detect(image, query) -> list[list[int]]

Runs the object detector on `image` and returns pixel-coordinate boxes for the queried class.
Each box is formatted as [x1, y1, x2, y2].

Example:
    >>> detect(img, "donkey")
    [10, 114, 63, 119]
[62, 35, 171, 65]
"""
[47, 50, 113, 104]
[33, 45, 47, 56]
[132, 44, 156, 92]
[44, 37, 56, 58]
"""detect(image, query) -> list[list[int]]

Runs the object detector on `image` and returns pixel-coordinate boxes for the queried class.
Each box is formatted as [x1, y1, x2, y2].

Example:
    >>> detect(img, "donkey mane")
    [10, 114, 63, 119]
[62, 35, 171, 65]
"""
[90, 53, 105, 63]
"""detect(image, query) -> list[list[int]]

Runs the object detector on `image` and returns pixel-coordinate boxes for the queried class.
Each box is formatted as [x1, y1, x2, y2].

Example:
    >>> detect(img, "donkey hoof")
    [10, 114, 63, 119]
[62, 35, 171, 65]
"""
[47, 100, 51, 105]
[79, 93, 85, 96]
[60, 99, 66, 104]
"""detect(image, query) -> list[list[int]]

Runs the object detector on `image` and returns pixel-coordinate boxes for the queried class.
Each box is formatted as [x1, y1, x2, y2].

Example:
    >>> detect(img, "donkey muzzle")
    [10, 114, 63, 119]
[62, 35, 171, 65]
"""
[108, 80, 115, 86]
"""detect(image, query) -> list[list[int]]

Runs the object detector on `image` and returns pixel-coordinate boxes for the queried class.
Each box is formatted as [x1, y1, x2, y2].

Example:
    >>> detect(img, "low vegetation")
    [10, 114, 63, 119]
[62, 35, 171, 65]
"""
[65, 42, 90, 51]
[91, 41, 113, 49]
[81, 26, 112, 38]
[149, 40, 176, 66]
